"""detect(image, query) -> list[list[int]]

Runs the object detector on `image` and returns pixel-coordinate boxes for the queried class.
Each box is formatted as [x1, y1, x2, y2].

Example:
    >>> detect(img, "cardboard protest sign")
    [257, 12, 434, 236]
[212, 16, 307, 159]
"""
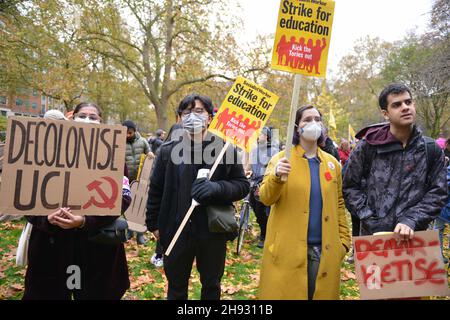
[271, 0, 335, 77]
[353, 230, 450, 300]
[124, 154, 154, 232]
[208, 76, 279, 152]
[0, 117, 126, 216]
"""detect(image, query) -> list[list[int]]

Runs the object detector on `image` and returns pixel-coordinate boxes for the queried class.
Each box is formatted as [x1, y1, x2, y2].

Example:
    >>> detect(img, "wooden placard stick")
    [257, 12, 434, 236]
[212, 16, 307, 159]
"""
[165, 141, 231, 256]
[281, 74, 302, 181]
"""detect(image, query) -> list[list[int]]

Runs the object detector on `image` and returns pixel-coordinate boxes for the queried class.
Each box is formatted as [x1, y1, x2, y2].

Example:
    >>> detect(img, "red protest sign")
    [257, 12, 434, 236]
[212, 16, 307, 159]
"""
[353, 230, 450, 300]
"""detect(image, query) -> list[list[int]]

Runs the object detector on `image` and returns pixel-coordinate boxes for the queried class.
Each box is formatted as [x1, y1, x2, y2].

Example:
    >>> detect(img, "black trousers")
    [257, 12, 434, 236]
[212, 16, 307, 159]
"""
[155, 240, 164, 256]
[350, 213, 360, 237]
[163, 236, 227, 300]
[249, 190, 269, 240]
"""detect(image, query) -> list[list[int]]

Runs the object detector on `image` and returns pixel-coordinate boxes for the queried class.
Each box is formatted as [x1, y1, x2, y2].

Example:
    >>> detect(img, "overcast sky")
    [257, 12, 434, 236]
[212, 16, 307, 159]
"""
[238, 0, 433, 77]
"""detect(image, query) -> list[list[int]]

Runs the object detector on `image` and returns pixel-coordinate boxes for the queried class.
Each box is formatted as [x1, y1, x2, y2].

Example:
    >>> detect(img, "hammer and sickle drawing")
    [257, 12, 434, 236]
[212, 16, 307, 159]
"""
[82, 176, 119, 209]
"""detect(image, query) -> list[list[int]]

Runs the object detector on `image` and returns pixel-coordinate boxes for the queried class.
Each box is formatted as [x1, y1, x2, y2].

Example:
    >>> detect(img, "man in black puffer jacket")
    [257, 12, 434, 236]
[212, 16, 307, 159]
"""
[343, 83, 447, 238]
[146, 94, 249, 300]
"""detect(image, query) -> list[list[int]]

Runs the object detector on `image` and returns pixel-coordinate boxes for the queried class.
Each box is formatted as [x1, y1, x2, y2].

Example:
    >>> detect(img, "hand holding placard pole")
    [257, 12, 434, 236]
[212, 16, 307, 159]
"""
[165, 141, 231, 256]
[281, 74, 302, 181]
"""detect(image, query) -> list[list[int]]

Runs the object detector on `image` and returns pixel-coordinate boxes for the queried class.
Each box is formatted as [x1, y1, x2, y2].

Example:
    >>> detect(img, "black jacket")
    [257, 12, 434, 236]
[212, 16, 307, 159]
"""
[149, 137, 164, 154]
[23, 213, 130, 300]
[343, 124, 447, 235]
[320, 137, 340, 162]
[146, 135, 250, 249]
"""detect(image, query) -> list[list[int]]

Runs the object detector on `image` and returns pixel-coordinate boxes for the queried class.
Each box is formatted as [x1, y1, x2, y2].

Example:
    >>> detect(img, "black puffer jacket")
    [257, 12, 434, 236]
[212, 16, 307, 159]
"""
[343, 124, 447, 235]
[146, 134, 250, 250]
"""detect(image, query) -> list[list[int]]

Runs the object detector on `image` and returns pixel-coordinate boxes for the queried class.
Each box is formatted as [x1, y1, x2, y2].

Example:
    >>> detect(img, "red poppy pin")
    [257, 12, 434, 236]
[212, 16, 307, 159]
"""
[325, 172, 332, 181]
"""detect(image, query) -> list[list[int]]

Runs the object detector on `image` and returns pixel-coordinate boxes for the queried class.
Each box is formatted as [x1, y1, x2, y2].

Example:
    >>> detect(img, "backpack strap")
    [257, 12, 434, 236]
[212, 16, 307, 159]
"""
[423, 136, 443, 186]
[361, 140, 377, 180]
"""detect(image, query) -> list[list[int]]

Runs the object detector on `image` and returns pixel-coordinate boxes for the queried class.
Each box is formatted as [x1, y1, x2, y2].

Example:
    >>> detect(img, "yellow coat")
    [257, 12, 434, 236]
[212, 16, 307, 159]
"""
[258, 145, 351, 300]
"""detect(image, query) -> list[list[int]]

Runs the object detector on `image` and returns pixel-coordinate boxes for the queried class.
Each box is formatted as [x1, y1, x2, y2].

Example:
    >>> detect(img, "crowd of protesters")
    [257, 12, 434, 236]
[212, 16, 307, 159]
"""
[0, 83, 448, 300]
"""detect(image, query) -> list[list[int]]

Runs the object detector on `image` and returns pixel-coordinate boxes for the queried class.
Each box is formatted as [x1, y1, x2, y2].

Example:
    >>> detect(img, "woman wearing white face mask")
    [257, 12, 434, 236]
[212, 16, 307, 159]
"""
[257, 105, 350, 300]
[23, 102, 131, 300]
[73, 102, 102, 124]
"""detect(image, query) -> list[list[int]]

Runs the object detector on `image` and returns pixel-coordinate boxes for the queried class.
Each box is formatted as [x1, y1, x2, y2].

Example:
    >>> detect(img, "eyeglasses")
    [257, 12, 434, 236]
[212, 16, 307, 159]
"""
[74, 113, 101, 121]
[181, 108, 207, 117]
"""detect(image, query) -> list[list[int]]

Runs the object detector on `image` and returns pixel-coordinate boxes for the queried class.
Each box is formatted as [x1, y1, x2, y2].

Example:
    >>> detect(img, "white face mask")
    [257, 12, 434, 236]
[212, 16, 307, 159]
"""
[298, 121, 322, 141]
[74, 117, 100, 124]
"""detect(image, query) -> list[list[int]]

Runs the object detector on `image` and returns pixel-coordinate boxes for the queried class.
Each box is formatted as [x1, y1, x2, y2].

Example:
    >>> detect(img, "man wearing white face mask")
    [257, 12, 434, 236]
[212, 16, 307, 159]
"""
[258, 105, 350, 300]
[146, 94, 249, 300]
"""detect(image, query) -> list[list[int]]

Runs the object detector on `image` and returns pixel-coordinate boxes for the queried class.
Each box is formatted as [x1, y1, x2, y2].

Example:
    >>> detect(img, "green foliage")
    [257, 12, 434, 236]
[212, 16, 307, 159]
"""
[381, 35, 449, 137]
[0, 115, 7, 133]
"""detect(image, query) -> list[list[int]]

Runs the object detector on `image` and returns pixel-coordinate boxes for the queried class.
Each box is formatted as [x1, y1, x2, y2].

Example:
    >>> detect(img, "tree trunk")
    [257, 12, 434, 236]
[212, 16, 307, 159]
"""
[154, 102, 169, 131]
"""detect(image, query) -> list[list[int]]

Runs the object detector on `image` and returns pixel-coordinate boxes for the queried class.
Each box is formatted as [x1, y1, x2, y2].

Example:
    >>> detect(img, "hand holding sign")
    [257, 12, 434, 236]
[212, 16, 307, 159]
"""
[53, 207, 85, 229]
[47, 207, 85, 229]
[394, 223, 415, 241]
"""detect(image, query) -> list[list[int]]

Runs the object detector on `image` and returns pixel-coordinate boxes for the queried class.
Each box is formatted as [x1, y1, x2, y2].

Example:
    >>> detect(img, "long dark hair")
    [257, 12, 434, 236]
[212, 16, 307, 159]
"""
[73, 102, 102, 117]
[292, 105, 325, 145]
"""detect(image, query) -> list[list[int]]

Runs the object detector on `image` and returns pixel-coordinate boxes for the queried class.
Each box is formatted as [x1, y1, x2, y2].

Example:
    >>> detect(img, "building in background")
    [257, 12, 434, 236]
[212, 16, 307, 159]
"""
[0, 88, 64, 118]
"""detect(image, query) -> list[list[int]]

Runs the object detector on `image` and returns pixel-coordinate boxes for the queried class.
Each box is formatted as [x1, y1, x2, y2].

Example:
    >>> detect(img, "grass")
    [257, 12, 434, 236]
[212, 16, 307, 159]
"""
[0, 213, 449, 300]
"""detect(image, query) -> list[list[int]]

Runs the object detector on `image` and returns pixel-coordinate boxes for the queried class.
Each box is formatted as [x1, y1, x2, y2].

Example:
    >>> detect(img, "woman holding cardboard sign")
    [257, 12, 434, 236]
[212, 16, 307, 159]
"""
[258, 105, 350, 300]
[23, 102, 131, 300]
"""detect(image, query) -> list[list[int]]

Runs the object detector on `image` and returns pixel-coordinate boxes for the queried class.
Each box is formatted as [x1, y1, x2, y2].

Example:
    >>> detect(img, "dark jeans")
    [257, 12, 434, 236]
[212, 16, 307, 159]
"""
[249, 189, 269, 240]
[163, 236, 227, 300]
[351, 213, 360, 237]
[307, 245, 322, 300]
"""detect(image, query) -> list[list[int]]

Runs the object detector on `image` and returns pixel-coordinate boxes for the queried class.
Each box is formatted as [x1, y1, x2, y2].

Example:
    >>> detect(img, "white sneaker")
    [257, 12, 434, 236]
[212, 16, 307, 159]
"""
[151, 254, 164, 268]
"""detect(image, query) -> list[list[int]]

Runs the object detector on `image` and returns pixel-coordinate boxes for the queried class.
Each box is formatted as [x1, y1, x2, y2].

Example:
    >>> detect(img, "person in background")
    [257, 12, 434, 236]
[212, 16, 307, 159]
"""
[319, 126, 340, 162]
[435, 133, 446, 149]
[258, 105, 350, 300]
[245, 126, 279, 248]
[434, 138, 449, 264]
[444, 137, 450, 161]
[149, 129, 166, 154]
[338, 137, 356, 263]
[44, 109, 68, 121]
[123, 119, 153, 245]
[123, 120, 153, 182]
[23, 102, 130, 300]
[338, 139, 351, 166]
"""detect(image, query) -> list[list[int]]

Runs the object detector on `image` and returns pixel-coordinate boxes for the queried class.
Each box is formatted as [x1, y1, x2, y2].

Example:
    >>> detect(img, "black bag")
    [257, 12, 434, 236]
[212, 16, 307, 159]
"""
[206, 205, 238, 233]
[88, 217, 129, 245]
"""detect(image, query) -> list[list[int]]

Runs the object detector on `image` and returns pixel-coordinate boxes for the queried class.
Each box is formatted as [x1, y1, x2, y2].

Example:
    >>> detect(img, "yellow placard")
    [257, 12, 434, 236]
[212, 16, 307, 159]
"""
[271, 0, 335, 78]
[208, 76, 279, 152]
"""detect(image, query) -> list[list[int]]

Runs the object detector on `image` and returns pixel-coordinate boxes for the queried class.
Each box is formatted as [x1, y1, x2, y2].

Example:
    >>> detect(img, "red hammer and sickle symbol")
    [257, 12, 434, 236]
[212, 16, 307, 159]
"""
[82, 177, 119, 210]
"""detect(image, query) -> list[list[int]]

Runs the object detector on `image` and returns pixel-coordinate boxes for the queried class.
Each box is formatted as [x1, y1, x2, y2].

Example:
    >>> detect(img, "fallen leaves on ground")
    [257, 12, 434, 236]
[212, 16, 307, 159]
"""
[341, 269, 356, 281]
[1, 216, 449, 300]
